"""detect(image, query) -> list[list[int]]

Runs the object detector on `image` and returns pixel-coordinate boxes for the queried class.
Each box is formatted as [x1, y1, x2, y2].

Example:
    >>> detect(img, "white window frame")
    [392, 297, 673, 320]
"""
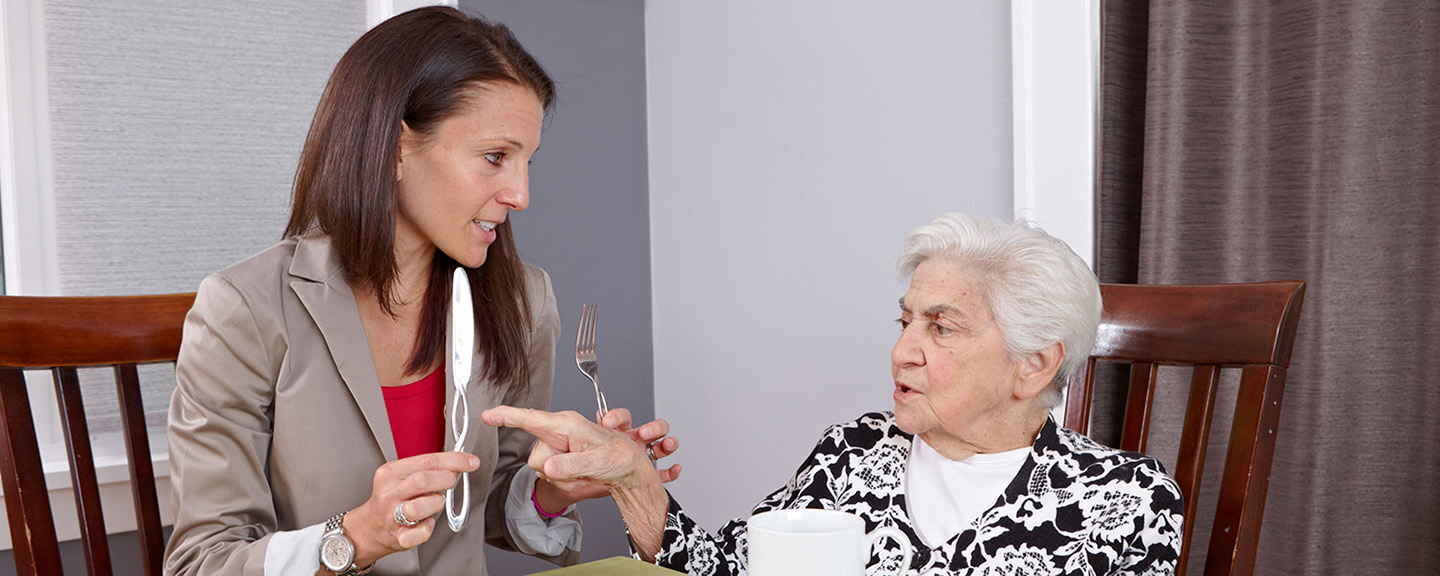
[1, 0, 58, 298]
[1, 0, 88, 551]
[1012, 0, 1099, 268]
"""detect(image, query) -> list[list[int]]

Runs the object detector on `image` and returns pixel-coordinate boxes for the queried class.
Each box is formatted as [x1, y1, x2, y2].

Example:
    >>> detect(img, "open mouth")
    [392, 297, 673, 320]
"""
[474, 220, 498, 231]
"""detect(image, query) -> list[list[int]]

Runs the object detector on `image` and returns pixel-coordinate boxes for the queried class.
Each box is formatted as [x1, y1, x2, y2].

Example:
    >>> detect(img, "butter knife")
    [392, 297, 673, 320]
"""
[445, 267, 473, 532]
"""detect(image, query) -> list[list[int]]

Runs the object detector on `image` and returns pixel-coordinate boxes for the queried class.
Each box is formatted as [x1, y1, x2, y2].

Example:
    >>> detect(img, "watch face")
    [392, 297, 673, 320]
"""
[320, 534, 354, 571]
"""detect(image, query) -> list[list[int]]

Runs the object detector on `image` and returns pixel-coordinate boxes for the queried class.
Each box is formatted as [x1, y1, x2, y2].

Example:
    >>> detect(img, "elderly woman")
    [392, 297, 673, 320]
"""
[485, 213, 1184, 575]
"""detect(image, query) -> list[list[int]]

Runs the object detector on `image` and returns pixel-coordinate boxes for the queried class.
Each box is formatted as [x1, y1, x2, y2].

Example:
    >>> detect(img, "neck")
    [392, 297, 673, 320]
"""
[920, 402, 1049, 461]
[388, 233, 435, 308]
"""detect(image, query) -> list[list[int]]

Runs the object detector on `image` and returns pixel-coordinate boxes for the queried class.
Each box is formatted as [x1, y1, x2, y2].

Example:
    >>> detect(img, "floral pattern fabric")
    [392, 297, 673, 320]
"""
[648, 413, 1183, 575]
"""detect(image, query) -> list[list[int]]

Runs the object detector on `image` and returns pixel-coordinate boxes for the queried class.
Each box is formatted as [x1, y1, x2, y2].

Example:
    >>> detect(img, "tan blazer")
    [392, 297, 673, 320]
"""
[163, 235, 573, 575]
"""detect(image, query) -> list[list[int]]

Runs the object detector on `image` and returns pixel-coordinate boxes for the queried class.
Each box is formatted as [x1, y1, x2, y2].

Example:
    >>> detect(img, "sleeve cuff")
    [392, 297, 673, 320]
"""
[505, 467, 582, 556]
[263, 523, 326, 576]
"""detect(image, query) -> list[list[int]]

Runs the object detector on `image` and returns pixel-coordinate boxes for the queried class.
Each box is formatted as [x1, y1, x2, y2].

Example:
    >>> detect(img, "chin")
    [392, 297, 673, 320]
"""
[893, 408, 920, 435]
[450, 249, 489, 269]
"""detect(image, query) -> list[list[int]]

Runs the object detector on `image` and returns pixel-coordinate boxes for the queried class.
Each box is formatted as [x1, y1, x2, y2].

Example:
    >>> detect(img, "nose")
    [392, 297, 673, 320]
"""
[891, 322, 924, 369]
[497, 164, 530, 212]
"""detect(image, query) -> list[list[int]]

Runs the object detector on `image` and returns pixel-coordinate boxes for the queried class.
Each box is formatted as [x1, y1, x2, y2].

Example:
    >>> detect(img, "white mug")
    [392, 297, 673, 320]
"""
[746, 509, 914, 576]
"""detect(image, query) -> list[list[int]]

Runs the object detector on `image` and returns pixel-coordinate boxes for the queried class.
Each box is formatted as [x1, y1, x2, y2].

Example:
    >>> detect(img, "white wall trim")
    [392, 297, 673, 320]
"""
[1, 0, 59, 296]
[1012, 0, 1100, 423]
[1010, 0, 1099, 269]
[366, 0, 395, 29]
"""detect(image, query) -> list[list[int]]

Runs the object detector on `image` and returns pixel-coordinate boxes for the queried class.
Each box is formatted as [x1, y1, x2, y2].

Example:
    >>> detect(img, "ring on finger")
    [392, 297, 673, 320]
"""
[646, 443, 658, 462]
[395, 501, 420, 528]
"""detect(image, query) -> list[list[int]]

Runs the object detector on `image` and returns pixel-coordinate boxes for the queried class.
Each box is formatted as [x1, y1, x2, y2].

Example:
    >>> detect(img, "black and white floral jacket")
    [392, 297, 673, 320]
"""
[646, 412, 1183, 575]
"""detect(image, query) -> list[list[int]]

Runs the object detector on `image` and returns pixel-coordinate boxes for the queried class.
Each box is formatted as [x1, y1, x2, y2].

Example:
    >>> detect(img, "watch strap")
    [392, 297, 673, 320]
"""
[324, 513, 345, 536]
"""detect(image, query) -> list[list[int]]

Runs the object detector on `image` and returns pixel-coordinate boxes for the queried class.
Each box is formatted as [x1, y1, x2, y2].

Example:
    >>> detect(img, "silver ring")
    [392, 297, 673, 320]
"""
[646, 444, 658, 462]
[395, 501, 420, 527]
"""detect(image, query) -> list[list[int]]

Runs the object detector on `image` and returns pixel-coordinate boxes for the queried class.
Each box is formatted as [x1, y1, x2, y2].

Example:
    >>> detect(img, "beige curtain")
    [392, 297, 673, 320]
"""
[1096, 1, 1439, 574]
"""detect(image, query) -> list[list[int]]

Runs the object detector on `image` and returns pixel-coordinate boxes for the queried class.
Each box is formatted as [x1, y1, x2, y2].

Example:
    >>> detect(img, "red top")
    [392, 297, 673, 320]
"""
[382, 364, 446, 460]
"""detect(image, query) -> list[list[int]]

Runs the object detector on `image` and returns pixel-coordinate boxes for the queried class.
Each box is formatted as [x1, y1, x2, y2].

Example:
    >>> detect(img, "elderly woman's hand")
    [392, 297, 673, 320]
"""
[534, 408, 681, 509]
[482, 406, 673, 560]
[483, 407, 657, 489]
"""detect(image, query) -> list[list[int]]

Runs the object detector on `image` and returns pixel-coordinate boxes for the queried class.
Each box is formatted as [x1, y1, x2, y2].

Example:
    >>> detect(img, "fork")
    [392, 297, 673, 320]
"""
[575, 304, 609, 419]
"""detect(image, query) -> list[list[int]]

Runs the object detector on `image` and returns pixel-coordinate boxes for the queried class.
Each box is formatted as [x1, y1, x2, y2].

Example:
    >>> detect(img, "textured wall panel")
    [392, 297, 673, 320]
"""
[45, 0, 363, 297]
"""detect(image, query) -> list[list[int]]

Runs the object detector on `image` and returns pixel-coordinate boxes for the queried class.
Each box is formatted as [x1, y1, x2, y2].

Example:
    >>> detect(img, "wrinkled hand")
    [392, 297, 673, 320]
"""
[341, 452, 480, 568]
[545, 408, 681, 503]
[482, 407, 675, 496]
[484, 406, 674, 562]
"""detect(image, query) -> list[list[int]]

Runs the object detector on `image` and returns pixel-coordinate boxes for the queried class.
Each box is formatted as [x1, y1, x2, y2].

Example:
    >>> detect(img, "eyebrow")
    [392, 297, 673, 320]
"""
[897, 298, 965, 319]
[472, 137, 529, 152]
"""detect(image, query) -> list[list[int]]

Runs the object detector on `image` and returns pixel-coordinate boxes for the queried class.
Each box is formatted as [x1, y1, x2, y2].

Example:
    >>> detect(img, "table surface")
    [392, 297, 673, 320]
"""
[530, 556, 684, 575]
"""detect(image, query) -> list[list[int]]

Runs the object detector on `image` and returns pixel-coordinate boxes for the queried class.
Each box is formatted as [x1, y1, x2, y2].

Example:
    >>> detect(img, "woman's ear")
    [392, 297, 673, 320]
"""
[1014, 341, 1065, 400]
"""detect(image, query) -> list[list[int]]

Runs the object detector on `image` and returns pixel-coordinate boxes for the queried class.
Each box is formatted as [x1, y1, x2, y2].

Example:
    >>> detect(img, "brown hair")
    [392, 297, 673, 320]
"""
[285, 6, 555, 391]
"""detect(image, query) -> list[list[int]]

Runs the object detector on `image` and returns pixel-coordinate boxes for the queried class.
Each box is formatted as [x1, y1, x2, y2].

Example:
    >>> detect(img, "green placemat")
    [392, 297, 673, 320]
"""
[530, 556, 684, 575]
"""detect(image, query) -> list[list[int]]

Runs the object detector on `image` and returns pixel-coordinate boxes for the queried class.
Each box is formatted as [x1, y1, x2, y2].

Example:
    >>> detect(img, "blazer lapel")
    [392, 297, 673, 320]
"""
[288, 235, 398, 462]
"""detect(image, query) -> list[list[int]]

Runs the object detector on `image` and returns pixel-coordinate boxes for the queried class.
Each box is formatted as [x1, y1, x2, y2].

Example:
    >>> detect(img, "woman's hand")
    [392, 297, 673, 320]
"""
[482, 408, 653, 489]
[339, 452, 480, 568]
[533, 408, 682, 511]
[482, 406, 672, 560]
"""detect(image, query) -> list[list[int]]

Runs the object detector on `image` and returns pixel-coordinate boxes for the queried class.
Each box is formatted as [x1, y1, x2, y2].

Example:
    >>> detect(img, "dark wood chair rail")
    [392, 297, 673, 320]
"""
[1064, 281, 1305, 576]
[1, 293, 195, 576]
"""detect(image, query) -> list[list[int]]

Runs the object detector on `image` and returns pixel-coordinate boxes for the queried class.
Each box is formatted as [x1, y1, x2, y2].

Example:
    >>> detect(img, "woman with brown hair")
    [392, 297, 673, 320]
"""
[163, 7, 676, 575]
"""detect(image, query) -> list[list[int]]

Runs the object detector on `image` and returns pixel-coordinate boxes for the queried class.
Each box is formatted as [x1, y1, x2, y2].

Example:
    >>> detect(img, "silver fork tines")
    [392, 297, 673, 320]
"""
[576, 304, 609, 419]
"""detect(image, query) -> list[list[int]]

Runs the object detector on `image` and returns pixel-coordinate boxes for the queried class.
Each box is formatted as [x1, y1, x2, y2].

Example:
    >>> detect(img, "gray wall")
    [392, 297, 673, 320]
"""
[460, 1, 653, 574]
[647, 0, 1014, 531]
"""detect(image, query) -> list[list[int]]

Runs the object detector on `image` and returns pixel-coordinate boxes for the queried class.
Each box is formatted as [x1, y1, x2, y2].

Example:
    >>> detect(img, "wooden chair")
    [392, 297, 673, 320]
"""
[1064, 281, 1305, 576]
[0, 293, 195, 576]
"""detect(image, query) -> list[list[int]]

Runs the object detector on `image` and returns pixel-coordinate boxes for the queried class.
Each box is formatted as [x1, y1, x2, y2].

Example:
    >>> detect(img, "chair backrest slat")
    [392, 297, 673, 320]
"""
[1119, 361, 1158, 453]
[0, 293, 193, 576]
[0, 369, 63, 576]
[1173, 364, 1222, 576]
[1066, 281, 1305, 576]
[1208, 365, 1287, 576]
[53, 368, 114, 576]
[115, 364, 165, 574]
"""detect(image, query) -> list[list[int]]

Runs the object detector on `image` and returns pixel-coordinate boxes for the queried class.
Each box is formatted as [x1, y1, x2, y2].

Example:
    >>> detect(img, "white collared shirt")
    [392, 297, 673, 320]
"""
[905, 435, 1030, 547]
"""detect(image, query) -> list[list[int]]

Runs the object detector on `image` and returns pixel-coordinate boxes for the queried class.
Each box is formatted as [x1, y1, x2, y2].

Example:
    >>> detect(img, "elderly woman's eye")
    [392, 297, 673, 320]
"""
[932, 323, 955, 336]
[895, 318, 910, 330]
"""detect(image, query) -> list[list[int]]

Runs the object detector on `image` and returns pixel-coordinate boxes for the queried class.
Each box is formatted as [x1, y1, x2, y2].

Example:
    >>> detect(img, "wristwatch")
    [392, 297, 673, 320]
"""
[319, 512, 367, 575]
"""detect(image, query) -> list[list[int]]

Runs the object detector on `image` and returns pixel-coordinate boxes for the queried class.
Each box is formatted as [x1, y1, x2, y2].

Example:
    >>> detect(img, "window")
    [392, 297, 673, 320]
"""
[2, 0, 366, 545]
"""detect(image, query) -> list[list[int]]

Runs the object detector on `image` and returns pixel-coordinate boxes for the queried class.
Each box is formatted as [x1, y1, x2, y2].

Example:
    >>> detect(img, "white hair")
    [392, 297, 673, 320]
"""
[896, 213, 1102, 408]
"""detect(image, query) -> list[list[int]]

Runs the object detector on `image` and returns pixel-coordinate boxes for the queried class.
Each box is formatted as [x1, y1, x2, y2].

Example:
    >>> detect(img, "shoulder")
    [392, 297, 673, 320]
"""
[1047, 425, 1182, 508]
[193, 237, 303, 313]
[520, 262, 559, 337]
[815, 411, 909, 451]
[1052, 425, 1167, 473]
[206, 237, 303, 296]
[520, 262, 555, 306]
